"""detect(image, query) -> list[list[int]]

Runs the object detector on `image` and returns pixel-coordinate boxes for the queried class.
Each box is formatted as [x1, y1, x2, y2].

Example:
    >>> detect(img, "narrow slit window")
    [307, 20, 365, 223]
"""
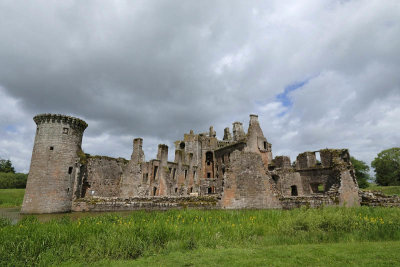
[153, 166, 158, 179]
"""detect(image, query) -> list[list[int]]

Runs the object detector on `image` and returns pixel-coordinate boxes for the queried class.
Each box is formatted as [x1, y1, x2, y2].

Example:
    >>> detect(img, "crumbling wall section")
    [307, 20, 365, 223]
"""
[360, 191, 400, 207]
[120, 138, 146, 198]
[83, 156, 127, 198]
[220, 150, 281, 209]
[72, 196, 218, 212]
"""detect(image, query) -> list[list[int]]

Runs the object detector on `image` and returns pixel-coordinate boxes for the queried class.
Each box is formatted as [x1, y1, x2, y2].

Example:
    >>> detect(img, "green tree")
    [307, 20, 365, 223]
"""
[0, 159, 15, 173]
[371, 148, 400, 186]
[350, 156, 370, 188]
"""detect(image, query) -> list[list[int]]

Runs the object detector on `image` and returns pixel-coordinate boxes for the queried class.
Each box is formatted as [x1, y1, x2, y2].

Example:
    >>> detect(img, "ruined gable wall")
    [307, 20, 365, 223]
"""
[338, 169, 360, 206]
[120, 138, 146, 198]
[220, 150, 281, 209]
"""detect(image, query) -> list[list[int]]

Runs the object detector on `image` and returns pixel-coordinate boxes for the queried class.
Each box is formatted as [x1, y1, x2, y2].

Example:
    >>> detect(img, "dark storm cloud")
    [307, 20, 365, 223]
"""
[0, 1, 262, 140]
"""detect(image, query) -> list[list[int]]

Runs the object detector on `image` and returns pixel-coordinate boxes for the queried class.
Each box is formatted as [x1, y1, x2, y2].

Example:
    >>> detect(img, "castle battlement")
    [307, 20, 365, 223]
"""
[33, 113, 88, 131]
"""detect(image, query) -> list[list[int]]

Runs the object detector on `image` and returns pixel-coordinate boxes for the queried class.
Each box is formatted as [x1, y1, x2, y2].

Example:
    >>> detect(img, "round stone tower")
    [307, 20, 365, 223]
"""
[21, 114, 88, 214]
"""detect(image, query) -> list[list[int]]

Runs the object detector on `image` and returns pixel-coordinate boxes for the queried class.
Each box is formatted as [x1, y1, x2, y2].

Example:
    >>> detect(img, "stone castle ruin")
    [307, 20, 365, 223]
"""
[21, 113, 361, 214]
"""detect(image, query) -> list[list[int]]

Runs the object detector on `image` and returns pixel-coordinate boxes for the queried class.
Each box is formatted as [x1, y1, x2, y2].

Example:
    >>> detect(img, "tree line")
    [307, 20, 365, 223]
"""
[0, 159, 27, 189]
[350, 147, 399, 188]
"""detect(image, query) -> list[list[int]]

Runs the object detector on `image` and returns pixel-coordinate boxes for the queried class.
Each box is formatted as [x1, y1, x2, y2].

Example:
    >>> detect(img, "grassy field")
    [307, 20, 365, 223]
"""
[363, 185, 400, 196]
[0, 188, 25, 208]
[1, 207, 400, 266]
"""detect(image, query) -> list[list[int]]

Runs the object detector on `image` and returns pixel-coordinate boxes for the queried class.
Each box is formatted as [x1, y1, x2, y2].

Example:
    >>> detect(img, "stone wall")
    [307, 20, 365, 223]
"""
[220, 150, 281, 209]
[360, 191, 400, 207]
[72, 196, 218, 212]
[280, 195, 335, 209]
[80, 156, 127, 198]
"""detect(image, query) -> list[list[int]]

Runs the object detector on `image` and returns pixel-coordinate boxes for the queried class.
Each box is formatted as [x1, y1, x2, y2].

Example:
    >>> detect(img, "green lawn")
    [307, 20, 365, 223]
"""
[0, 188, 25, 208]
[363, 185, 400, 196]
[85, 241, 400, 267]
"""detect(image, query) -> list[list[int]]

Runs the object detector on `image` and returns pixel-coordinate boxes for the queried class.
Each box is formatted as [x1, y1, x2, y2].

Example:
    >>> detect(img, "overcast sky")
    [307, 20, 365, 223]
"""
[0, 0, 399, 173]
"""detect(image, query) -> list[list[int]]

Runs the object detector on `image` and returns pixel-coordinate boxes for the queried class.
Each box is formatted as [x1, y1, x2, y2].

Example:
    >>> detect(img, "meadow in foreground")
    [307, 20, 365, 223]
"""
[1, 206, 400, 266]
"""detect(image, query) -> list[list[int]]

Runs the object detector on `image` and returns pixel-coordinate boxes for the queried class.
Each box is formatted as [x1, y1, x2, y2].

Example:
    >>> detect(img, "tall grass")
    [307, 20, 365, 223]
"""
[1, 207, 400, 266]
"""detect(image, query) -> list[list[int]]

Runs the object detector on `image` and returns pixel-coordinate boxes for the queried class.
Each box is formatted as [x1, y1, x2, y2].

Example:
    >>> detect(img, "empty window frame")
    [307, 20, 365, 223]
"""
[291, 185, 298, 196]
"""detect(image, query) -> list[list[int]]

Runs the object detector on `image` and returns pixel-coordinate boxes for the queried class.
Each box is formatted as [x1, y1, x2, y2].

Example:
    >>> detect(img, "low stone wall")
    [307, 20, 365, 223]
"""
[280, 195, 335, 209]
[360, 191, 400, 207]
[72, 196, 218, 212]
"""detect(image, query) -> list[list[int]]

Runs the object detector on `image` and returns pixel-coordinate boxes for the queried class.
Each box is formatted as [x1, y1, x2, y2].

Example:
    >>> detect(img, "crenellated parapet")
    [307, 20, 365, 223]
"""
[33, 113, 88, 132]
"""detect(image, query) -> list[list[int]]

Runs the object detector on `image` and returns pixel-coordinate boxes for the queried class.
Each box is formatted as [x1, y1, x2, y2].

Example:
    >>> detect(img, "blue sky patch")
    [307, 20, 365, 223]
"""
[276, 80, 309, 108]
[5, 125, 17, 133]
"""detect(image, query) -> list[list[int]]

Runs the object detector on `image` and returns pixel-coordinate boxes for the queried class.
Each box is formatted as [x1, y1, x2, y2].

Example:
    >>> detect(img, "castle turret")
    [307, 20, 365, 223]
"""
[21, 114, 87, 214]
[223, 127, 232, 141]
[232, 122, 245, 141]
[246, 114, 272, 165]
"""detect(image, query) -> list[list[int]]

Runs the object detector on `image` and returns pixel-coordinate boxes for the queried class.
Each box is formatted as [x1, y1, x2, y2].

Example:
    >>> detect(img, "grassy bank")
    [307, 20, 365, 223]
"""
[1, 207, 400, 266]
[363, 185, 400, 196]
[0, 189, 25, 208]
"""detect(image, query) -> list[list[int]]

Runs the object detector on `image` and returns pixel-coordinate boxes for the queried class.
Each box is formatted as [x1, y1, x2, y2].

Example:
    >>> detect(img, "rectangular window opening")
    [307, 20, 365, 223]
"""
[143, 173, 148, 183]
[50, 146, 54, 151]
[68, 167, 73, 174]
